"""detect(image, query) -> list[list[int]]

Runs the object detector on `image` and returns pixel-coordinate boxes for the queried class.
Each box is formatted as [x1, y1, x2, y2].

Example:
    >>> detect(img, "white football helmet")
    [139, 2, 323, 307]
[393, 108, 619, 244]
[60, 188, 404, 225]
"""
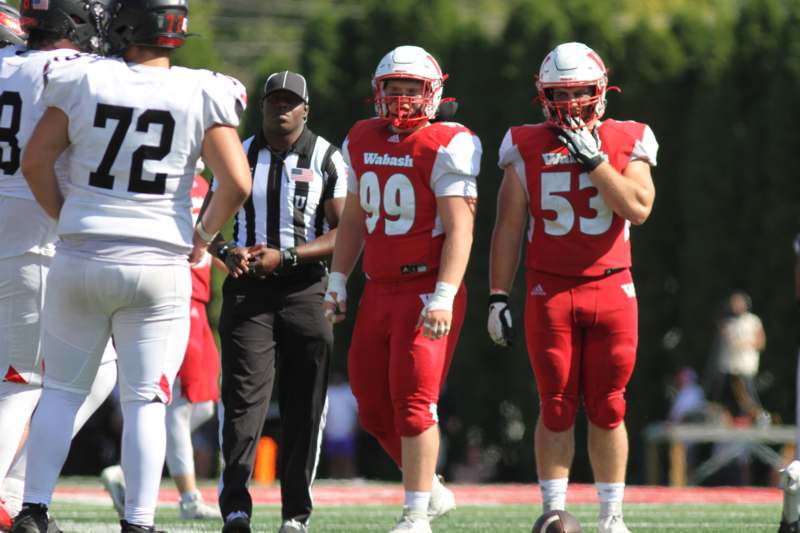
[372, 45, 446, 129]
[536, 42, 615, 129]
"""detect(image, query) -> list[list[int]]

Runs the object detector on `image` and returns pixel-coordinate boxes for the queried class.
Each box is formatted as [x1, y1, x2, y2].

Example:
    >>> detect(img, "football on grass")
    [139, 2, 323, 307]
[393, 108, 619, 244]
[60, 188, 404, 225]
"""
[531, 510, 582, 533]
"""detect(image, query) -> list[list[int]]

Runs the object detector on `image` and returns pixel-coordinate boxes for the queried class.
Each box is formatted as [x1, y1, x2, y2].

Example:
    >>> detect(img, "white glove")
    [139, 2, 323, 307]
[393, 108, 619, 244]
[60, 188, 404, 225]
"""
[419, 282, 458, 339]
[558, 116, 604, 172]
[324, 272, 348, 322]
[487, 293, 514, 347]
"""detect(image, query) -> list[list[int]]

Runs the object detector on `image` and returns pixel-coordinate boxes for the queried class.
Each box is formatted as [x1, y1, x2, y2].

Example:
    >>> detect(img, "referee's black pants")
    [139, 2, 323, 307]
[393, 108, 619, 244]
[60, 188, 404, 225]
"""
[218, 269, 332, 524]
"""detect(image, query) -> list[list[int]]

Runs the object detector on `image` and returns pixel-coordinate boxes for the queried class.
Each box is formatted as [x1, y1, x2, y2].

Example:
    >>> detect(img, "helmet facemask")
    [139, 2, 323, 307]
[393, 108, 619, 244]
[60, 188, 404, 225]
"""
[373, 74, 443, 131]
[538, 80, 607, 130]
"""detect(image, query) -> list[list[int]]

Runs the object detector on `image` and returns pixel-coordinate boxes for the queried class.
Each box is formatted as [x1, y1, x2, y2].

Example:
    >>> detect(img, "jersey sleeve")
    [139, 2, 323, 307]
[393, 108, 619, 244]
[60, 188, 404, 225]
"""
[41, 52, 93, 115]
[498, 128, 527, 190]
[630, 124, 659, 166]
[201, 72, 247, 130]
[341, 136, 357, 194]
[431, 130, 481, 198]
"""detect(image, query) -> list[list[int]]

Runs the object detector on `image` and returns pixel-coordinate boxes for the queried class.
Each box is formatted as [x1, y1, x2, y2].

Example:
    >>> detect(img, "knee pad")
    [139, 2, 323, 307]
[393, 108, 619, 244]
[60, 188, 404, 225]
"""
[539, 394, 578, 432]
[585, 392, 626, 429]
[393, 399, 437, 437]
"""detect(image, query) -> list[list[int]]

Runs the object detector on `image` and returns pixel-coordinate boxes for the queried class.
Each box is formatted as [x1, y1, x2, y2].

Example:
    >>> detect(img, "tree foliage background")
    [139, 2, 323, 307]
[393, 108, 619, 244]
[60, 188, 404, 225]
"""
[171, 0, 800, 484]
[14, 0, 800, 483]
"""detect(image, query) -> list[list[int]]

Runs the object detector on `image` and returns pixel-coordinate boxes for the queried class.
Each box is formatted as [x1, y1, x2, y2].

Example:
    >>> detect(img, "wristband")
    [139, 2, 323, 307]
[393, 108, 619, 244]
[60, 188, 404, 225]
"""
[216, 242, 232, 262]
[427, 281, 458, 312]
[280, 247, 299, 269]
[194, 220, 217, 244]
[488, 293, 509, 305]
[325, 272, 348, 302]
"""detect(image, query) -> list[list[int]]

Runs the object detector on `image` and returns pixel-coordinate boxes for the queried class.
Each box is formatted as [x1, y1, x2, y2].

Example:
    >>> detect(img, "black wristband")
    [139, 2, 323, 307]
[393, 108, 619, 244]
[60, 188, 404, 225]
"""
[488, 293, 509, 306]
[583, 154, 604, 172]
[216, 242, 232, 262]
[278, 247, 299, 273]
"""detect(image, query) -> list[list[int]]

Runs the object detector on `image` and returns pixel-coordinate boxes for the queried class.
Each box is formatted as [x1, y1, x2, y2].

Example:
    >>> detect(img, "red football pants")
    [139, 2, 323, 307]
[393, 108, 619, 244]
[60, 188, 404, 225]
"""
[524, 269, 637, 431]
[348, 274, 466, 466]
[177, 299, 220, 402]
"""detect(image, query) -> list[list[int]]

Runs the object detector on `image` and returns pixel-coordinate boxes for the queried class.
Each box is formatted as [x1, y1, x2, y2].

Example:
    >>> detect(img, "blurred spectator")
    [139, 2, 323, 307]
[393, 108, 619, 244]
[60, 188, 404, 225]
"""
[449, 427, 498, 483]
[322, 373, 358, 478]
[709, 291, 767, 422]
[668, 367, 706, 423]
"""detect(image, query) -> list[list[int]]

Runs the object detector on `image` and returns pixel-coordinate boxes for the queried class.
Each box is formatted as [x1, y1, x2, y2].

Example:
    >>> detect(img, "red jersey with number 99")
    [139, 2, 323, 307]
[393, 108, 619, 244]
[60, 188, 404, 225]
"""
[499, 119, 658, 277]
[343, 118, 481, 282]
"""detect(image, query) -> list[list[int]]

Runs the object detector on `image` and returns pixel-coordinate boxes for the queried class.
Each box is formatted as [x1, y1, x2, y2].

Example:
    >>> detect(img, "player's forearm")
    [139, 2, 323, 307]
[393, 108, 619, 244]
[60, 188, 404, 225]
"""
[200, 127, 251, 234]
[489, 223, 523, 293]
[437, 226, 473, 287]
[21, 165, 63, 220]
[590, 163, 654, 225]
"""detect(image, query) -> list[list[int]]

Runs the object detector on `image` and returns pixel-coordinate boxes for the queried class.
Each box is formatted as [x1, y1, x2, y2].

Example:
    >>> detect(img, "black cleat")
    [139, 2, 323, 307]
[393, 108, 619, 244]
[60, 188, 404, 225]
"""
[221, 512, 251, 533]
[779, 520, 800, 533]
[120, 520, 166, 533]
[9, 505, 49, 533]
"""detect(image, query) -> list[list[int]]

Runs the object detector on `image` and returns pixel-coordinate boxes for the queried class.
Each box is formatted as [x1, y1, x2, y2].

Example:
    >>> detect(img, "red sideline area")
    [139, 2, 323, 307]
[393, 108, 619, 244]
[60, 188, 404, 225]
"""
[55, 483, 781, 506]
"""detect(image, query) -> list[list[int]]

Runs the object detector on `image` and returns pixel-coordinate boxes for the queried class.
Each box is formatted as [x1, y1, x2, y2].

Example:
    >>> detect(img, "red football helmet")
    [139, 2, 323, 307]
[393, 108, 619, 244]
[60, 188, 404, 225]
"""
[372, 45, 447, 130]
[536, 42, 617, 129]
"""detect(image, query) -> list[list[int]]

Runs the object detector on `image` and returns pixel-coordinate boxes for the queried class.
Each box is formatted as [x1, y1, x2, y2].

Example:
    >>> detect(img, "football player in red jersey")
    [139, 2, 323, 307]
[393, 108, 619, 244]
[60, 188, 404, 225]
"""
[488, 42, 658, 533]
[323, 46, 481, 533]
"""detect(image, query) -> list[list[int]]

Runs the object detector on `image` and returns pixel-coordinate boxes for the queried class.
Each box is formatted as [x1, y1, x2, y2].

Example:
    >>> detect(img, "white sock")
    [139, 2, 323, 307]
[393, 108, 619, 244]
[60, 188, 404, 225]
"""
[784, 490, 800, 522]
[180, 490, 201, 503]
[404, 491, 430, 513]
[121, 399, 166, 527]
[23, 388, 85, 505]
[0, 383, 40, 482]
[596, 482, 625, 518]
[539, 477, 568, 512]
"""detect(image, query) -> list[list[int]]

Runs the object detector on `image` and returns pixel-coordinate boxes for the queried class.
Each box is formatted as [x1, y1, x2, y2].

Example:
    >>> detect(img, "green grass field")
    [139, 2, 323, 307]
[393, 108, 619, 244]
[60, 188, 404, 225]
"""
[47, 501, 781, 533]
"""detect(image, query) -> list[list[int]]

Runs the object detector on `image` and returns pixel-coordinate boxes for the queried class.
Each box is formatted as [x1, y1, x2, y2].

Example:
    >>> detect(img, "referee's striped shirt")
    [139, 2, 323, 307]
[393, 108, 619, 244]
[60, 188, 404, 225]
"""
[215, 127, 348, 250]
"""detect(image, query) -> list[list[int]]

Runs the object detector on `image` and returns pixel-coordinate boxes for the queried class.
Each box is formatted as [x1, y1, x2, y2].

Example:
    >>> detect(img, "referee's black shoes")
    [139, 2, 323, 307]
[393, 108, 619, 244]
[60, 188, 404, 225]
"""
[222, 511, 251, 533]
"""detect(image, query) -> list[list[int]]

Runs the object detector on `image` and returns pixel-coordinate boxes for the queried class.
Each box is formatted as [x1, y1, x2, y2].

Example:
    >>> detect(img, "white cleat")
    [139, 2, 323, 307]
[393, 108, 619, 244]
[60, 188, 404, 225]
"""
[598, 514, 632, 533]
[278, 519, 309, 533]
[179, 492, 219, 520]
[100, 465, 126, 519]
[428, 476, 455, 520]
[389, 508, 431, 533]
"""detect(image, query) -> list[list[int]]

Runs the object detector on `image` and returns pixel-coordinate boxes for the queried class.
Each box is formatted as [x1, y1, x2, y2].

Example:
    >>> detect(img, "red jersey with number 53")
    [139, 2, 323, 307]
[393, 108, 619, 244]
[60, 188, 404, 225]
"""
[343, 118, 481, 283]
[498, 119, 658, 277]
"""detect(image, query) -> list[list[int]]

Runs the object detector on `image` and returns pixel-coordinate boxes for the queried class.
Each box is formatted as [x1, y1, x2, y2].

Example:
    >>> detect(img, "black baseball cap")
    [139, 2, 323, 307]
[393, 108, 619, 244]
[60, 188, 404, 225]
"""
[263, 71, 309, 103]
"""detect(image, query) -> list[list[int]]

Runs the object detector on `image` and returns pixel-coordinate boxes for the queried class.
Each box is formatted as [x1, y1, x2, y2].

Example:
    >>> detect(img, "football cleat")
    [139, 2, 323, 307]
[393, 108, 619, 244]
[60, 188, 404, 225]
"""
[221, 511, 251, 533]
[598, 514, 631, 533]
[119, 520, 165, 533]
[8, 504, 48, 533]
[46, 516, 62, 533]
[100, 465, 126, 519]
[779, 520, 800, 533]
[388, 508, 431, 533]
[178, 492, 218, 520]
[278, 519, 308, 533]
[428, 476, 456, 520]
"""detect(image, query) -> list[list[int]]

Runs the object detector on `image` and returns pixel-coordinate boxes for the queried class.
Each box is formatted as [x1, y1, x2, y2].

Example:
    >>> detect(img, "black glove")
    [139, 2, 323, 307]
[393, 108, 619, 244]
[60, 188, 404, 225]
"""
[558, 116, 604, 172]
[487, 293, 514, 347]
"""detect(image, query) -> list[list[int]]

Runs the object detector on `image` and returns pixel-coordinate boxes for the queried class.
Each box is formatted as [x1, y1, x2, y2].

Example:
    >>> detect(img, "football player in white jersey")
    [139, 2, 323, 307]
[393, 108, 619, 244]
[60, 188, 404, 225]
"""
[0, 1, 120, 531]
[11, 0, 252, 532]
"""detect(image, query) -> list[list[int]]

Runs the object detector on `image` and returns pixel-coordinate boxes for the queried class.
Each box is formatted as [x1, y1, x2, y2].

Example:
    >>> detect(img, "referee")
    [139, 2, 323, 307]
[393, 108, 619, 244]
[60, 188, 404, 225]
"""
[213, 71, 347, 533]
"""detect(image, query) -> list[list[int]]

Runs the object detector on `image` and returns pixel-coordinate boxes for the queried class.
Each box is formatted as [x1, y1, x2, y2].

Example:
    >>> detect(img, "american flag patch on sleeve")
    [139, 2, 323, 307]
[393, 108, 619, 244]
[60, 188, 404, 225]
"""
[32, 0, 50, 9]
[291, 168, 314, 182]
